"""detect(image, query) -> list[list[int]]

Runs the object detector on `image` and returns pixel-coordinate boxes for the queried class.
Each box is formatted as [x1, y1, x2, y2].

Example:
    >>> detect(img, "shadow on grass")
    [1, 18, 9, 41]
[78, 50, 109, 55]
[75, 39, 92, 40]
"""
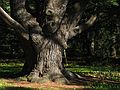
[0, 87, 37, 90]
[0, 62, 23, 78]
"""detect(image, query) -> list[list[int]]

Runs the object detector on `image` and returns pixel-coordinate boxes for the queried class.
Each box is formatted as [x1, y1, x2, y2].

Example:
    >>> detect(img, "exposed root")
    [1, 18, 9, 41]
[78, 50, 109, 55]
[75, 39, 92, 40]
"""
[15, 70, 120, 85]
[62, 70, 89, 85]
[27, 71, 40, 83]
[26, 69, 90, 85]
[27, 72, 69, 84]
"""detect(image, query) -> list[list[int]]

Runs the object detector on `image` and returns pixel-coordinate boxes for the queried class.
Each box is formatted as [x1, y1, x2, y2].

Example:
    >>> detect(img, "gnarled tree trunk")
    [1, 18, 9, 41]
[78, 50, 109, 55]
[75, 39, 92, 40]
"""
[27, 37, 66, 83]
[0, 0, 96, 84]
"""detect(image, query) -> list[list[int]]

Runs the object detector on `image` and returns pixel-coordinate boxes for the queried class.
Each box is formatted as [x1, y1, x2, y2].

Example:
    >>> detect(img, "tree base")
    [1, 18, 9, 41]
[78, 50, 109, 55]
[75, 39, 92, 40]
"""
[25, 69, 88, 85]
[26, 70, 69, 84]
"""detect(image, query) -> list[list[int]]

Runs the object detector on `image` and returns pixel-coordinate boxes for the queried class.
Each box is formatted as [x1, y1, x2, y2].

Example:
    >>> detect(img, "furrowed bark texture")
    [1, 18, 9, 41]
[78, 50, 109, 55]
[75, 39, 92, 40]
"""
[4, 0, 96, 84]
[27, 37, 67, 83]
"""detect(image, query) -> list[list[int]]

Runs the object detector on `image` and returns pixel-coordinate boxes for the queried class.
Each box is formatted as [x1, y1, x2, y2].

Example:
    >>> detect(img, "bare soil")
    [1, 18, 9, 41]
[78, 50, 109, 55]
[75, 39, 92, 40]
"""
[2, 78, 85, 89]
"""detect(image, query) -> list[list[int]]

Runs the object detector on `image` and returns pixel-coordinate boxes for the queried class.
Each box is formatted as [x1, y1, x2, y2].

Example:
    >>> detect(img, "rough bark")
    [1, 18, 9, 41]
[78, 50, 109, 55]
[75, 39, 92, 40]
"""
[0, 0, 96, 84]
[27, 37, 67, 83]
[9, 0, 68, 83]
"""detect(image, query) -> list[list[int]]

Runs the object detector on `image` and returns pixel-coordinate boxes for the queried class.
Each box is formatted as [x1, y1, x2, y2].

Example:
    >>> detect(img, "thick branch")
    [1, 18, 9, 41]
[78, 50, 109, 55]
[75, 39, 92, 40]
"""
[43, 0, 91, 49]
[68, 15, 97, 39]
[0, 6, 29, 39]
[10, 0, 42, 34]
[0, 7, 25, 33]
[51, 0, 90, 49]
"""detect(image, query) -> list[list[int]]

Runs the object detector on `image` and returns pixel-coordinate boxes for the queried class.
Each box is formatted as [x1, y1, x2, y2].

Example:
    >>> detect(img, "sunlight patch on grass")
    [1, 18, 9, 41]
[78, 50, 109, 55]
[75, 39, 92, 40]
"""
[0, 79, 13, 90]
[0, 62, 23, 67]
[0, 62, 23, 76]
[66, 66, 120, 81]
[66, 66, 120, 89]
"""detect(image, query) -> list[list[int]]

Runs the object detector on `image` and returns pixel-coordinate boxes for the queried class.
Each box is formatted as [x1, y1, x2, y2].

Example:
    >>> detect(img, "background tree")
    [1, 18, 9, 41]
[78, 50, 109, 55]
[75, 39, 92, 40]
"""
[67, 0, 120, 65]
[0, 0, 23, 59]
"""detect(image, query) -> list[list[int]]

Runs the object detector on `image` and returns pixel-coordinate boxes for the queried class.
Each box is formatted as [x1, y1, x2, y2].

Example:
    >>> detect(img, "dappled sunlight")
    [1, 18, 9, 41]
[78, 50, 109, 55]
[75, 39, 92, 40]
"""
[0, 62, 23, 78]
[65, 64, 120, 89]
[66, 65, 120, 82]
[0, 61, 119, 89]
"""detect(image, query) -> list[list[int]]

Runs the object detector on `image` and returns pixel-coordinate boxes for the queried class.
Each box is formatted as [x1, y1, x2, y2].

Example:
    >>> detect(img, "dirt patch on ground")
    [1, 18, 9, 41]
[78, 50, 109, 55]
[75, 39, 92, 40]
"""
[2, 78, 85, 89]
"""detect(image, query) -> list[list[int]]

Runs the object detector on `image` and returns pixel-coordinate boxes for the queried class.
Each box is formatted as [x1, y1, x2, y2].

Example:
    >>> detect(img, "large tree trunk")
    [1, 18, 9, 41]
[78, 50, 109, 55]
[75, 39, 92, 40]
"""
[0, 0, 96, 84]
[27, 35, 68, 83]
[9, 0, 68, 83]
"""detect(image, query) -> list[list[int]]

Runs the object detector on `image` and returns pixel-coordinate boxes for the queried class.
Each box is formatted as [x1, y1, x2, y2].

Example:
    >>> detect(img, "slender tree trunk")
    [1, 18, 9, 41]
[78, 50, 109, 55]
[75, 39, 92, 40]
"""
[110, 35, 117, 58]
[88, 31, 95, 56]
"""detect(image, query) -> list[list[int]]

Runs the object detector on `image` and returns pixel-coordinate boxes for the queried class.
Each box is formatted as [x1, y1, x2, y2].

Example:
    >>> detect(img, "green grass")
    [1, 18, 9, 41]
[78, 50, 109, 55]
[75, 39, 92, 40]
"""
[0, 79, 13, 90]
[66, 66, 120, 81]
[66, 65, 120, 89]
[0, 62, 82, 90]
[91, 82, 120, 90]
[0, 61, 120, 89]
[0, 62, 23, 78]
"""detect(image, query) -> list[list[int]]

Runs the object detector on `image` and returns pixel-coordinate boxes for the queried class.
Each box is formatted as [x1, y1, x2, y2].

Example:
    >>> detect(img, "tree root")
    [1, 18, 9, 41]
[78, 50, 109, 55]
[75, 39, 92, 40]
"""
[26, 69, 90, 85]
[62, 70, 89, 85]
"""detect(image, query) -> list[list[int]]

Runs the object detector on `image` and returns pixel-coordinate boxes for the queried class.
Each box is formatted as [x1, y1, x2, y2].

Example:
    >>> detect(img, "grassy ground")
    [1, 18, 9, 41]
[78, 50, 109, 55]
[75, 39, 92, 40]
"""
[0, 60, 120, 89]
[66, 65, 120, 89]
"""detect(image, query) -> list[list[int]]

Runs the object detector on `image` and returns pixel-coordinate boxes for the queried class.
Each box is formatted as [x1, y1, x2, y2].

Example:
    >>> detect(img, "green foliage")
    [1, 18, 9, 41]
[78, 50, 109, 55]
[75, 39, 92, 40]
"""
[67, 0, 120, 63]
[109, 0, 119, 6]
[0, 1, 23, 59]
[0, 0, 10, 12]
[0, 18, 23, 59]
[91, 0, 119, 6]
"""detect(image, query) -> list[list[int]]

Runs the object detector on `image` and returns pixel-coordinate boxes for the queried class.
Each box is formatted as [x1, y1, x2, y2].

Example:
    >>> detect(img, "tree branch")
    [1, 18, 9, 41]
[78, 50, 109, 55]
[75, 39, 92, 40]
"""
[68, 15, 97, 39]
[51, 0, 90, 49]
[10, 0, 42, 34]
[0, 6, 30, 39]
[0, 7, 27, 33]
